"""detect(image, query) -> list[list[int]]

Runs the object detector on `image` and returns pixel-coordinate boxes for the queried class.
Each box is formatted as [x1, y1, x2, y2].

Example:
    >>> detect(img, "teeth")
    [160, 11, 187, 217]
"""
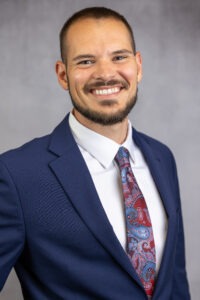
[93, 87, 120, 95]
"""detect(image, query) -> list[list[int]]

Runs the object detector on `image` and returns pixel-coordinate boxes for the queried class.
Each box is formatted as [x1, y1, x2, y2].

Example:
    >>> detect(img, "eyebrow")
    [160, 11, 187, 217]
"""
[112, 49, 134, 55]
[72, 49, 134, 62]
[73, 54, 95, 62]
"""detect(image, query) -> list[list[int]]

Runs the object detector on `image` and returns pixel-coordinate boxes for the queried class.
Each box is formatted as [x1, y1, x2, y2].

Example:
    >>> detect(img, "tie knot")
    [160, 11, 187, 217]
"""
[115, 147, 130, 169]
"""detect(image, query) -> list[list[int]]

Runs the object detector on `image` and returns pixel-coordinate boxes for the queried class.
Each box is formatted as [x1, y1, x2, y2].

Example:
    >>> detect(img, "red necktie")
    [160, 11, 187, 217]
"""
[115, 147, 156, 298]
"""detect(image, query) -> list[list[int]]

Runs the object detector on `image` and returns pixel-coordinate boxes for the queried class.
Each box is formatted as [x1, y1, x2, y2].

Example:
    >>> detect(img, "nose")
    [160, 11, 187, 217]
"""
[92, 60, 116, 81]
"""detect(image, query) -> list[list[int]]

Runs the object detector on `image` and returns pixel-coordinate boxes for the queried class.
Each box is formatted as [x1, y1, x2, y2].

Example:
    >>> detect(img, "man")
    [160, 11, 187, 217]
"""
[0, 7, 190, 300]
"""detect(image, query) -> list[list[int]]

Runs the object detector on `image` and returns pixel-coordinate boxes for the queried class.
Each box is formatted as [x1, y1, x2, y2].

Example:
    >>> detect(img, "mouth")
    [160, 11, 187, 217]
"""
[90, 86, 123, 97]
[84, 79, 128, 98]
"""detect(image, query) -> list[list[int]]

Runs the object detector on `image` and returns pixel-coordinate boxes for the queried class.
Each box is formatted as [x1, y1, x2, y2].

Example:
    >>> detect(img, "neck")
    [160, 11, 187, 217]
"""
[73, 110, 129, 144]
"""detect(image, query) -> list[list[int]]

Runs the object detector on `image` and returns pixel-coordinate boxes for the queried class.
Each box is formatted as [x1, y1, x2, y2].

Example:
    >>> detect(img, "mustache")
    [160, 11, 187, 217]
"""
[83, 79, 129, 93]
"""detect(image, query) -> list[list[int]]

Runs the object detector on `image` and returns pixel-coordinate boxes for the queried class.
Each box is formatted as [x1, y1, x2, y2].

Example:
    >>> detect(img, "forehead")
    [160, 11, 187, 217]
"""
[65, 17, 133, 54]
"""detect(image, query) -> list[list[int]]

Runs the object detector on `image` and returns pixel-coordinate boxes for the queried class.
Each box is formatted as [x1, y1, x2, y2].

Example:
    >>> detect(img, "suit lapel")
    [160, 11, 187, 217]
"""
[132, 128, 177, 218]
[48, 115, 143, 288]
[133, 129, 179, 298]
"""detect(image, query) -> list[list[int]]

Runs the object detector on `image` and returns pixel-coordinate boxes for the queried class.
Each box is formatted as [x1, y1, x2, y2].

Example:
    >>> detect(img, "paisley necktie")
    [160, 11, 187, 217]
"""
[115, 146, 156, 298]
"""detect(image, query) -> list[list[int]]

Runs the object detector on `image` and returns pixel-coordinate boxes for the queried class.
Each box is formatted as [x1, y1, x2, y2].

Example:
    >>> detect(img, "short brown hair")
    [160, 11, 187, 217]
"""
[59, 6, 136, 62]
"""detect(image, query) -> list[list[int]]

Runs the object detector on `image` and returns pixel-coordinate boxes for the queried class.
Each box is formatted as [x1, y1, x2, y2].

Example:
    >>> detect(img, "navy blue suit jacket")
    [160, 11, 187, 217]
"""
[0, 115, 190, 299]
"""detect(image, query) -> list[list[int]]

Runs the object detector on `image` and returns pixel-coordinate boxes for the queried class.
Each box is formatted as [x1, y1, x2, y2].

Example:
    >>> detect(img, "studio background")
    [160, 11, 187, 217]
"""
[0, 0, 199, 299]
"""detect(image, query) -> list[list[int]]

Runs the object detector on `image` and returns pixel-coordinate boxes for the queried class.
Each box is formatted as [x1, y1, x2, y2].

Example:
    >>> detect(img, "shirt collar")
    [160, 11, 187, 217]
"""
[69, 112, 135, 168]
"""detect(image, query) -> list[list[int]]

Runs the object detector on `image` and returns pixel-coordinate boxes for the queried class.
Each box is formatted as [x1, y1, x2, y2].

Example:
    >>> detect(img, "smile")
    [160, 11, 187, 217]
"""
[92, 87, 121, 96]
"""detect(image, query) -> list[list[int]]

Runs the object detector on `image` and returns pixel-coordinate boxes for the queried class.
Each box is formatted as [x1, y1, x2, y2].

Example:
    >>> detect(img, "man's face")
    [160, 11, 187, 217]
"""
[59, 17, 142, 126]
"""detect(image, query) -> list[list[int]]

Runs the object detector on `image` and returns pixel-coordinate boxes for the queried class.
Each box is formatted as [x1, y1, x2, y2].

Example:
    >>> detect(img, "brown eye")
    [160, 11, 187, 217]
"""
[113, 55, 127, 61]
[77, 60, 94, 65]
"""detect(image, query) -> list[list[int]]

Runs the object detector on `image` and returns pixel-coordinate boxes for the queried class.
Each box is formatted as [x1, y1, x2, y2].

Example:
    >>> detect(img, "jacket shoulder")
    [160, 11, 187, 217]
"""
[0, 134, 52, 167]
[133, 128, 175, 159]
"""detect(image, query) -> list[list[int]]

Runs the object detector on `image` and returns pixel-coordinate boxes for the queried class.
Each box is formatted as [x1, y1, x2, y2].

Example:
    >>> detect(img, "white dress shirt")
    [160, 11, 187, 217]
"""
[69, 113, 167, 274]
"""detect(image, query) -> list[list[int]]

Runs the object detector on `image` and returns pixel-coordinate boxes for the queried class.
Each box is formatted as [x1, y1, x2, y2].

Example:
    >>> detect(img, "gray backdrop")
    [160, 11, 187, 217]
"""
[0, 0, 199, 299]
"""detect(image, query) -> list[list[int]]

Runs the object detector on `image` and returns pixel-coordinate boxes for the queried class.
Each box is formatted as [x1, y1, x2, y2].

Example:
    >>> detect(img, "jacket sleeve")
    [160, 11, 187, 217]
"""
[170, 155, 191, 299]
[0, 159, 25, 291]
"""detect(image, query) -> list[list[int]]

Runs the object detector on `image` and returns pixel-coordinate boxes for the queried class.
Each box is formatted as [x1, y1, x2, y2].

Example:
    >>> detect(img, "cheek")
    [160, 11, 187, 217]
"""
[69, 71, 92, 103]
[119, 64, 138, 85]
[72, 70, 91, 87]
[124, 67, 138, 83]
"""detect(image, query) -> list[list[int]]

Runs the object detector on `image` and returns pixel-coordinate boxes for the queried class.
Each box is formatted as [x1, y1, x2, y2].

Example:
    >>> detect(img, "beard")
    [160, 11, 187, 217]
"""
[68, 87, 138, 126]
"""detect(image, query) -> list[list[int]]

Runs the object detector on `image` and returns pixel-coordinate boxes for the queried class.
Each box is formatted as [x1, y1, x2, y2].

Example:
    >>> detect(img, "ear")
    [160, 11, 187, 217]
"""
[135, 52, 143, 83]
[55, 60, 68, 90]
